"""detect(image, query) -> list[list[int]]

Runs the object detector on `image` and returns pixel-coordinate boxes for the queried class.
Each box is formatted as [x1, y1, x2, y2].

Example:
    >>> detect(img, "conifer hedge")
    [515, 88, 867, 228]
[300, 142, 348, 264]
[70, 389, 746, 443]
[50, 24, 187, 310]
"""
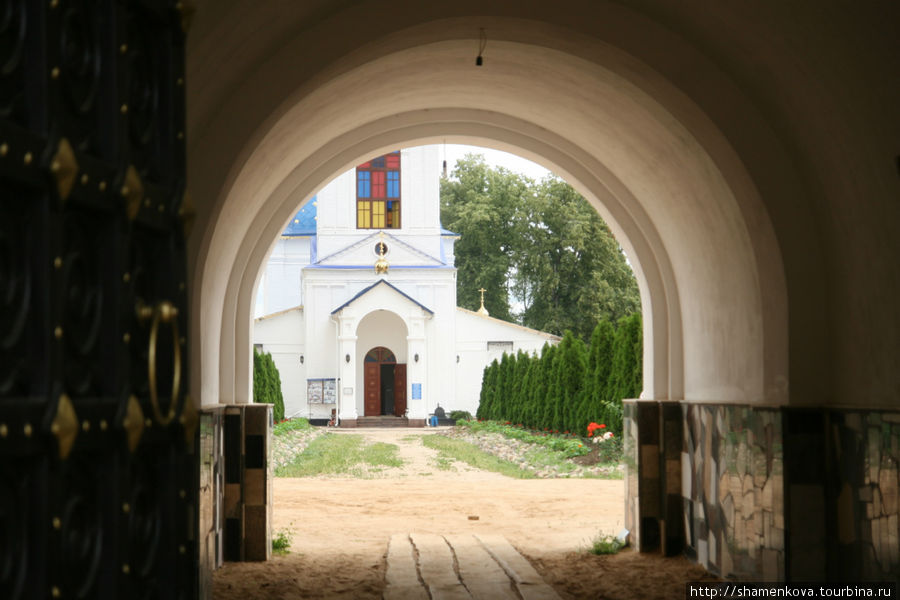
[253, 348, 285, 422]
[474, 313, 641, 436]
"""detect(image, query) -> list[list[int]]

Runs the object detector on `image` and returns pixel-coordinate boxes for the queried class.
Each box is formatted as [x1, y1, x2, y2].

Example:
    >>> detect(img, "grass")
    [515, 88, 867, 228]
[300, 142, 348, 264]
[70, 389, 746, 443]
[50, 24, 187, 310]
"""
[276, 434, 403, 477]
[522, 446, 579, 474]
[273, 418, 314, 436]
[588, 532, 624, 555]
[272, 526, 293, 554]
[430, 454, 456, 471]
[457, 419, 593, 458]
[422, 435, 535, 479]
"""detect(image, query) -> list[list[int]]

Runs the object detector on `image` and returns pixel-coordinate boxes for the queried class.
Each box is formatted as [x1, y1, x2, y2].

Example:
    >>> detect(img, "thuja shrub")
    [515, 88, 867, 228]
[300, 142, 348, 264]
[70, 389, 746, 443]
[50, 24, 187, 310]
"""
[473, 314, 641, 438]
[253, 348, 285, 422]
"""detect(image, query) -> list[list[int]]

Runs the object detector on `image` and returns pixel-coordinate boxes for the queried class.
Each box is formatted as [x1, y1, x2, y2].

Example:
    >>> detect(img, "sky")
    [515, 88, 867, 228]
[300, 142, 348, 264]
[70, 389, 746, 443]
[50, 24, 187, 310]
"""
[439, 144, 553, 181]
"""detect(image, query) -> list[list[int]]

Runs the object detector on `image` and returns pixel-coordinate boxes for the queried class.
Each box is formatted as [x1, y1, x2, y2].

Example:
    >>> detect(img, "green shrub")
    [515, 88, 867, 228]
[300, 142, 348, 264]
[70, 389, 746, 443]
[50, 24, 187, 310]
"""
[253, 348, 285, 422]
[588, 532, 623, 555]
[449, 410, 473, 421]
[272, 526, 293, 554]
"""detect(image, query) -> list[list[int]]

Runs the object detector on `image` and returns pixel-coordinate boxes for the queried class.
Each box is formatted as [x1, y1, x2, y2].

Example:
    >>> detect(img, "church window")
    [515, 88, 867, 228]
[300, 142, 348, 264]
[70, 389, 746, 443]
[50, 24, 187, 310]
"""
[357, 151, 400, 229]
[357, 171, 370, 197]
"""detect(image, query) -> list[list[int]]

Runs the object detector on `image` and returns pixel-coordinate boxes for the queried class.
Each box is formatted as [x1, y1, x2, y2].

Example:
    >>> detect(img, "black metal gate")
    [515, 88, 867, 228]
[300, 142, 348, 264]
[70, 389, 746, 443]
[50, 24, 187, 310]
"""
[0, 1, 197, 598]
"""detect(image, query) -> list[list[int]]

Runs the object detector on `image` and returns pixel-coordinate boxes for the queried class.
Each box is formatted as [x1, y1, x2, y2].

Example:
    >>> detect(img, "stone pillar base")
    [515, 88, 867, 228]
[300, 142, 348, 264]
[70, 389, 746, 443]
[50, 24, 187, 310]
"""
[221, 404, 273, 562]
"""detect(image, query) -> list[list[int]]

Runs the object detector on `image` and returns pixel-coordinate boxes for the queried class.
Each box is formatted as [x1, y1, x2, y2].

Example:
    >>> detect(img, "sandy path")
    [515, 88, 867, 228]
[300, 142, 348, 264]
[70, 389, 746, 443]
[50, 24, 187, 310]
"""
[213, 428, 715, 599]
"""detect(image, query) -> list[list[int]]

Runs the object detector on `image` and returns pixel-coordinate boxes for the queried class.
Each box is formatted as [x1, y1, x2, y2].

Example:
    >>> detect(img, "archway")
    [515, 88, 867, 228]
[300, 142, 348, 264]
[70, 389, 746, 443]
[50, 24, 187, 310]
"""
[185, 3, 899, 584]
[195, 33, 787, 414]
[195, 22, 787, 576]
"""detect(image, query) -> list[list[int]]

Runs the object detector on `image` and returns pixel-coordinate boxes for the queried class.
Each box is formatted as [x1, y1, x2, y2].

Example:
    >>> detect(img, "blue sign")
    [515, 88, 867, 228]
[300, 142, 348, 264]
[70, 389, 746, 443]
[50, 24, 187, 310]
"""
[412, 383, 422, 399]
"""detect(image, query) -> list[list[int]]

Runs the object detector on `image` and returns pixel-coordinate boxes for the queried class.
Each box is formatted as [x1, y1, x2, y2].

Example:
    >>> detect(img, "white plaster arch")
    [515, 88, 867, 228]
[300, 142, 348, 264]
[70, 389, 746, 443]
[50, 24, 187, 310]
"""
[355, 310, 410, 365]
[192, 30, 788, 413]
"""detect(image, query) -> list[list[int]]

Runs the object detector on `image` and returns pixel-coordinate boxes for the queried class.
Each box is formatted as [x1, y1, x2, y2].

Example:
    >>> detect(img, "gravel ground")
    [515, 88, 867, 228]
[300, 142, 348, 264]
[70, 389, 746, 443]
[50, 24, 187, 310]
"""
[272, 424, 623, 478]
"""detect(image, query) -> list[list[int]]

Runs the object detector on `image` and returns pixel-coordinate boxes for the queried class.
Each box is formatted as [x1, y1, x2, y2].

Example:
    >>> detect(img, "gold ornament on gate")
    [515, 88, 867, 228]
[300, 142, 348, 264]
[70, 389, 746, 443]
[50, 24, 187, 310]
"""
[51, 393, 79, 459]
[122, 395, 145, 452]
[136, 300, 182, 426]
[50, 137, 79, 203]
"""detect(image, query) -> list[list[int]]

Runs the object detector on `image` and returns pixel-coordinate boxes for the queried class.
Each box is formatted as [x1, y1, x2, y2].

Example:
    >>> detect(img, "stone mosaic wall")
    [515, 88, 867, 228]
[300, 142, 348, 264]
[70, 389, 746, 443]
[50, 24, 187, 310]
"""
[626, 402, 899, 582]
[830, 411, 900, 580]
[198, 407, 225, 598]
[623, 401, 640, 546]
[682, 404, 784, 580]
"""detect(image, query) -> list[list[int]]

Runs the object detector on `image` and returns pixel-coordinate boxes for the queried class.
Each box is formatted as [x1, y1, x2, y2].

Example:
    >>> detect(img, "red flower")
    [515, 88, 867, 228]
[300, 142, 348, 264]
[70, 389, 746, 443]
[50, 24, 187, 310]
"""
[586, 422, 607, 436]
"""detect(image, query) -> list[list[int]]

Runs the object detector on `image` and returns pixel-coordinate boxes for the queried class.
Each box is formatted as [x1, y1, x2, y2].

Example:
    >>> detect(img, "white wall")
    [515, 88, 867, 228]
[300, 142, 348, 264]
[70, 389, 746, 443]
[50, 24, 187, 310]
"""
[251, 309, 308, 418]
[254, 237, 311, 318]
[453, 308, 561, 415]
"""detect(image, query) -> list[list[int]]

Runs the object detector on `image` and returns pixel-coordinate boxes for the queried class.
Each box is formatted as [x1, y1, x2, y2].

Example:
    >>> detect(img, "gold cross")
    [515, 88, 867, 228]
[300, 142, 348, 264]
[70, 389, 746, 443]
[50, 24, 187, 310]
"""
[478, 288, 486, 304]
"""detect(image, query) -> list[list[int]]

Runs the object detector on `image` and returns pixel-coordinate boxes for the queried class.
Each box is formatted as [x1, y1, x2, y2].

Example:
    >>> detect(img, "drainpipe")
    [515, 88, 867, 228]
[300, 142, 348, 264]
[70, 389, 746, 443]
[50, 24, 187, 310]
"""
[330, 313, 341, 426]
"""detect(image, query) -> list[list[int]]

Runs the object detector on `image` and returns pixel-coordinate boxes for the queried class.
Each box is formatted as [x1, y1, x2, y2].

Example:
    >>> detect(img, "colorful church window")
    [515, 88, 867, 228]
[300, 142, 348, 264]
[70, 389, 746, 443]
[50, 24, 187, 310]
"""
[357, 151, 400, 229]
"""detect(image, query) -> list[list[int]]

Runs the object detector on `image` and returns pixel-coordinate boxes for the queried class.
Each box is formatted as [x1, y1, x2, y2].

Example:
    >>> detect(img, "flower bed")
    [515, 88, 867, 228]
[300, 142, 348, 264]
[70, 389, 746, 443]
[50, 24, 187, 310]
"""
[450, 419, 623, 478]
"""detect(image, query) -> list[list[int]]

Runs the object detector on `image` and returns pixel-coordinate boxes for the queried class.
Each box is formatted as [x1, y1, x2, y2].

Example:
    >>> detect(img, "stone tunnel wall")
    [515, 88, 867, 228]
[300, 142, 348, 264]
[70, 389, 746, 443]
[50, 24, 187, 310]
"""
[624, 400, 900, 582]
[682, 404, 785, 580]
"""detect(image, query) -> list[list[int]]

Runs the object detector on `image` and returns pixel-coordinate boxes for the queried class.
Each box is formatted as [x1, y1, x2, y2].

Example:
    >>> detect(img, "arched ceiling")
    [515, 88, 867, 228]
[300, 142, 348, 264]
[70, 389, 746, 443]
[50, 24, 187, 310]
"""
[184, 1, 900, 410]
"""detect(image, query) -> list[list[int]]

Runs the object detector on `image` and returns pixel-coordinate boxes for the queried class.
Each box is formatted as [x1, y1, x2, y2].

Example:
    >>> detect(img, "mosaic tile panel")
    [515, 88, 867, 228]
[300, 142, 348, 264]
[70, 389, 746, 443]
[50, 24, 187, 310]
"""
[624, 400, 680, 552]
[661, 402, 684, 555]
[682, 404, 784, 580]
[198, 407, 225, 598]
[830, 410, 900, 581]
[624, 401, 640, 546]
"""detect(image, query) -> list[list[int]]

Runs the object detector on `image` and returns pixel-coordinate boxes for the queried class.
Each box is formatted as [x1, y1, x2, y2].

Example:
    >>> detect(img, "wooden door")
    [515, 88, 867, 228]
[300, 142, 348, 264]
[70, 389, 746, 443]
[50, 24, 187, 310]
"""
[393, 364, 407, 417]
[364, 363, 380, 416]
[0, 3, 196, 599]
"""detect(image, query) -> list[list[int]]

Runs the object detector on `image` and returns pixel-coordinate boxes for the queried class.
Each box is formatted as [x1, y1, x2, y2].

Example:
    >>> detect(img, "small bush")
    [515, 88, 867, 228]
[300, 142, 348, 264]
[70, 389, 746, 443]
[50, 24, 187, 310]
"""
[449, 410, 473, 421]
[272, 526, 293, 554]
[588, 532, 623, 555]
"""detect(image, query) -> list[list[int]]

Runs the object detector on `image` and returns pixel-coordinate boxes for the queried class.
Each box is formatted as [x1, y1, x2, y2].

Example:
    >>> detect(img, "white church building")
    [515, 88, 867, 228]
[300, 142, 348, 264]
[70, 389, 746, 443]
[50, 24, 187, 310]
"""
[252, 145, 559, 426]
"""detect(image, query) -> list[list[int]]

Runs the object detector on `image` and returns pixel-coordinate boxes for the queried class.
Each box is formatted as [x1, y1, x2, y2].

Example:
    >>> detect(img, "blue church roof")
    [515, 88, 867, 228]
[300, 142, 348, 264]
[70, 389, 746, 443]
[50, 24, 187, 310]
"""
[282, 197, 317, 236]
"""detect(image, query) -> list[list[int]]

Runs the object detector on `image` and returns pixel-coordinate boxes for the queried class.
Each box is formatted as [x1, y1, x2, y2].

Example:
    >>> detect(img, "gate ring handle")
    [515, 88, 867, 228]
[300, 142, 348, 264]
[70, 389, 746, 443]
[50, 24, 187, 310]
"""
[147, 300, 181, 426]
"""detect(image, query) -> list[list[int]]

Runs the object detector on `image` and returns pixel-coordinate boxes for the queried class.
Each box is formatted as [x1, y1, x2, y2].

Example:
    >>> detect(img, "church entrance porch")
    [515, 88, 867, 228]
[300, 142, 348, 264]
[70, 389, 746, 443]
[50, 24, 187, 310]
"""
[363, 347, 407, 417]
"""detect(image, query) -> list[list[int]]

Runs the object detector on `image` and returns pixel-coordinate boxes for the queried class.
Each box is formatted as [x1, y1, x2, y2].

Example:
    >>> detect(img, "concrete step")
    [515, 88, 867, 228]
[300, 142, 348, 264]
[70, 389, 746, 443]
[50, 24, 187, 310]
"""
[357, 416, 410, 427]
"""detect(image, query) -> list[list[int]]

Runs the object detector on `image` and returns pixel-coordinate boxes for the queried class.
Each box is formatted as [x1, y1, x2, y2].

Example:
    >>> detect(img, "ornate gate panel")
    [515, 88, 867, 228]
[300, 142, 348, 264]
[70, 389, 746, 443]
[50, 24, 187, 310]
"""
[0, 2, 196, 598]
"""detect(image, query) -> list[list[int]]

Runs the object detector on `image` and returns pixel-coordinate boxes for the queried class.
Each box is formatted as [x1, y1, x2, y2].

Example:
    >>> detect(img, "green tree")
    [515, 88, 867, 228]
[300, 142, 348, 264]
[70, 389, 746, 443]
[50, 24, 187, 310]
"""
[513, 177, 640, 340]
[606, 313, 642, 433]
[476, 359, 499, 420]
[541, 344, 564, 431]
[253, 348, 285, 421]
[518, 353, 538, 426]
[580, 320, 616, 433]
[508, 350, 530, 424]
[441, 155, 640, 342]
[440, 155, 527, 321]
[551, 331, 587, 433]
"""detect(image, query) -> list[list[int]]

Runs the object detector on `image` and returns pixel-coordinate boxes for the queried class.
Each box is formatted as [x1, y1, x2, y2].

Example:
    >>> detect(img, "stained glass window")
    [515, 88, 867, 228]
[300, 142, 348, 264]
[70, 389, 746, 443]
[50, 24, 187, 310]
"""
[356, 151, 400, 229]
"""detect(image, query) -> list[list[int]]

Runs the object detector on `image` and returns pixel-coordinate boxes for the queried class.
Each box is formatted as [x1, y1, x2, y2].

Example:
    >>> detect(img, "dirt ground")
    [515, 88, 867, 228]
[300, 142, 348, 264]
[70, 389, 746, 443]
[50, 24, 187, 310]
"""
[213, 429, 716, 599]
